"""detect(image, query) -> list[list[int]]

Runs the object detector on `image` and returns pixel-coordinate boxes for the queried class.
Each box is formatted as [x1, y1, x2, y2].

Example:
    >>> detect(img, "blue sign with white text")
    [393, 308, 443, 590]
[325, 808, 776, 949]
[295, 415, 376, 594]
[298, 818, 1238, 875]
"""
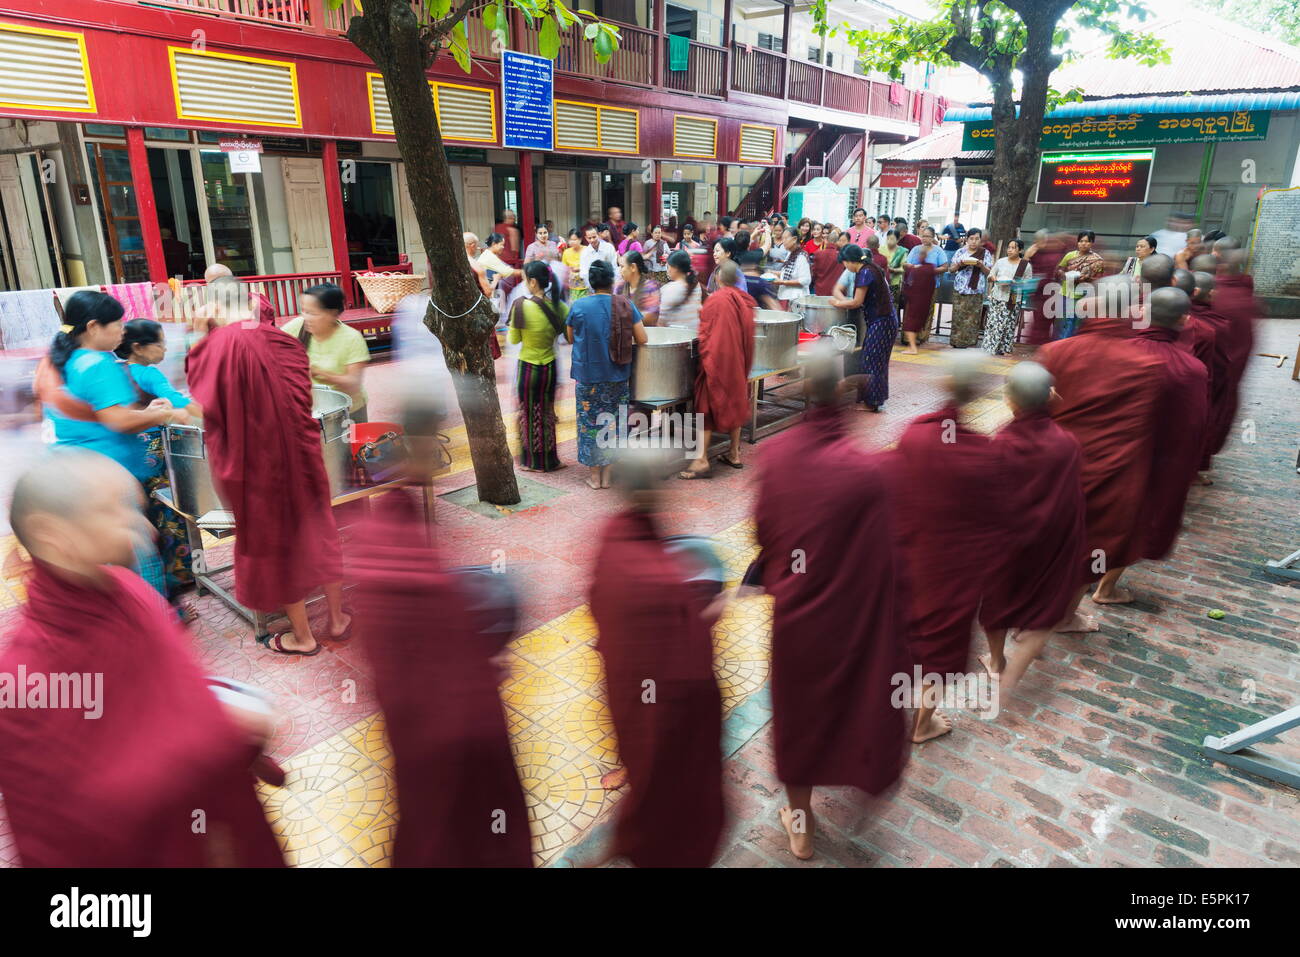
[502, 50, 554, 151]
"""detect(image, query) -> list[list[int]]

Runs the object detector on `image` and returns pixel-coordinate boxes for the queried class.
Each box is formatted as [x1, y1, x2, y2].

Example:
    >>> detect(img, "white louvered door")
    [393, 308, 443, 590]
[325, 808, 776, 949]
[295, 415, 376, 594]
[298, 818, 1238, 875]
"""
[280, 158, 334, 272]
[0, 155, 41, 290]
[543, 170, 572, 233]
[460, 166, 494, 241]
[395, 164, 427, 275]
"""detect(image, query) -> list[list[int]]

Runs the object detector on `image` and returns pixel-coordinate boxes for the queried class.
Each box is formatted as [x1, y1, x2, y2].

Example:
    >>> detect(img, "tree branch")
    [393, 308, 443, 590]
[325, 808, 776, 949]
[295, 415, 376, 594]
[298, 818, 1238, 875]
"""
[431, 0, 480, 38]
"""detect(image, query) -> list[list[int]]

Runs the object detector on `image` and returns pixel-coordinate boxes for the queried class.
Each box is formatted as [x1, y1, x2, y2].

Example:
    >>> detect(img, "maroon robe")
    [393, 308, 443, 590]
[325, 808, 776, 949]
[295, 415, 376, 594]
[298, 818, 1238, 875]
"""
[589, 508, 724, 868]
[1027, 246, 1066, 344]
[1202, 274, 1260, 463]
[352, 490, 531, 867]
[889, 405, 1006, 674]
[980, 410, 1086, 630]
[811, 247, 843, 297]
[0, 564, 284, 867]
[1132, 325, 1209, 560]
[187, 321, 342, 611]
[1038, 316, 1163, 579]
[694, 284, 756, 433]
[755, 404, 909, 791]
[253, 291, 276, 326]
[1187, 300, 1231, 470]
[901, 262, 937, 334]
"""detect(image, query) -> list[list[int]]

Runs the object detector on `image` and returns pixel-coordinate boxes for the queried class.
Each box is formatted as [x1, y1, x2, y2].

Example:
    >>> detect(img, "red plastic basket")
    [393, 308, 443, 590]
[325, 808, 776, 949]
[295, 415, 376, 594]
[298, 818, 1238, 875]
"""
[350, 420, 404, 458]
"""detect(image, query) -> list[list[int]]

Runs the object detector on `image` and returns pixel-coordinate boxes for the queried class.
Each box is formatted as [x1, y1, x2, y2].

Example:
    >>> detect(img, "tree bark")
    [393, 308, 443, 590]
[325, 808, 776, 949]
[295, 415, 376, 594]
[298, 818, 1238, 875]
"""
[349, 0, 521, 505]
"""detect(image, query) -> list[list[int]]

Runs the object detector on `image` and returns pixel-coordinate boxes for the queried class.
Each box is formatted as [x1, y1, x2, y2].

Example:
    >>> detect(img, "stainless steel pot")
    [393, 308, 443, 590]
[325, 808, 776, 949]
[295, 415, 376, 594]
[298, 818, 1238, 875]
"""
[752, 309, 802, 374]
[792, 295, 845, 335]
[163, 386, 354, 518]
[631, 326, 697, 403]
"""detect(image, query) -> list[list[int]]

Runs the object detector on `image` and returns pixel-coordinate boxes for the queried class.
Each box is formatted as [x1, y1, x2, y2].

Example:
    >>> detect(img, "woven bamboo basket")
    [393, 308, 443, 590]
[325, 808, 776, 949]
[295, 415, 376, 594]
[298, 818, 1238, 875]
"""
[354, 271, 426, 314]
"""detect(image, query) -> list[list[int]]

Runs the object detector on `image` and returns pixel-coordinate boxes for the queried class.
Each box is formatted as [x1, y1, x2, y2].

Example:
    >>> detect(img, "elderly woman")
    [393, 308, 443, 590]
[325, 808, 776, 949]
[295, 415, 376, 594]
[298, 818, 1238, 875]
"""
[946, 228, 993, 348]
[978, 238, 1032, 356]
[680, 261, 755, 479]
[1125, 235, 1157, 279]
[901, 226, 946, 353]
[477, 232, 520, 284]
[642, 224, 671, 284]
[567, 260, 647, 490]
[616, 251, 660, 326]
[281, 283, 371, 422]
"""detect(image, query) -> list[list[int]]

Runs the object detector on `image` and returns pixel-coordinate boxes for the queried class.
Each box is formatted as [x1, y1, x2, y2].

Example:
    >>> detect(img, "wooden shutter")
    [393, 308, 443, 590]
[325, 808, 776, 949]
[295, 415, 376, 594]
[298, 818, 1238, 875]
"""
[0, 23, 96, 113]
[170, 48, 301, 128]
[556, 100, 638, 154]
[673, 115, 717, 158]
[739, 124, 777, 164]
[432, 82, 497, 143]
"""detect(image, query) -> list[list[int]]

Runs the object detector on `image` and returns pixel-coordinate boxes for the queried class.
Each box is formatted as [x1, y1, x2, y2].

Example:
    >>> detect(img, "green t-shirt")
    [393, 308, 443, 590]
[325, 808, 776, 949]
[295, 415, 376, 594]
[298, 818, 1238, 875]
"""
[281, 318, 370, 412]
[507, 298, 568, 366]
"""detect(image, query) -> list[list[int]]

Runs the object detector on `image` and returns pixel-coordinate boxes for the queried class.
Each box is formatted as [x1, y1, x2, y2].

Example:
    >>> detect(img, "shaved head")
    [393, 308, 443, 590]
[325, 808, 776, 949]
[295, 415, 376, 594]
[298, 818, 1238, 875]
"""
[1192, 270, 1216, 303]
[204, 263, 233, 282]
[1213, 236, 1239, 254]
[1141, 253, 1175, 289]
[1006, 361, 1053, 413]
[11, 450, 141, 568]
[1149, 287, 1191, 329]
[1185, 229, 1203, 242]
[1171, 269, 1195, 295]
[943, 349, 988, 406]
[1190, 253, 1217, 273]
[715, 260, 741, 287]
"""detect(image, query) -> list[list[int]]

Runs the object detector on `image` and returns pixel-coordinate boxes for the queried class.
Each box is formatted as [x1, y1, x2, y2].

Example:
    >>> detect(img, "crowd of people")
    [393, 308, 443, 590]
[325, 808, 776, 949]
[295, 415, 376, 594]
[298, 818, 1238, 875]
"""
[0, 193, 1266, 867]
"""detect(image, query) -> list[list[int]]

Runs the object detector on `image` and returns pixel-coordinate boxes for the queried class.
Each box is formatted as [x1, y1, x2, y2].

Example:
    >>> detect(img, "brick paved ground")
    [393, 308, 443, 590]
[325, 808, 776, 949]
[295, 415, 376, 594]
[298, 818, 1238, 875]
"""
[696, 319, 1300, 868]
[0, 318, 1296, 867]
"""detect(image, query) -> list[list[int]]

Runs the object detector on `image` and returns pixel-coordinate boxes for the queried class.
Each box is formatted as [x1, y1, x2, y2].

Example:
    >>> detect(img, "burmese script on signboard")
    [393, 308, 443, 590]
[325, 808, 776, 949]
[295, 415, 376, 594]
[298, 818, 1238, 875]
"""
[962, 110, 1269, 151]
[1035, 150, 1155, 205]
[1251, 187, 1300, 299]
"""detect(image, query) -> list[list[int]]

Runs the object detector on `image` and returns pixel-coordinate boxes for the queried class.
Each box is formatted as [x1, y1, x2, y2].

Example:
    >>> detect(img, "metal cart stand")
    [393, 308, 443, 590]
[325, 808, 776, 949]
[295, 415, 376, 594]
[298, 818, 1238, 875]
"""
[154, 480, 432, 643]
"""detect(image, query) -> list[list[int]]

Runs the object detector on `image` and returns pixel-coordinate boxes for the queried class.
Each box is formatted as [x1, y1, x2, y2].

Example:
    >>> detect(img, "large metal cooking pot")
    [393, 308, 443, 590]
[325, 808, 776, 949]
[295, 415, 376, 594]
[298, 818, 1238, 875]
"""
[163, 386, 354, 518]
[630, 326, 697, 403]
[752, 309, 802, 374]
[792, 295, 845, 335]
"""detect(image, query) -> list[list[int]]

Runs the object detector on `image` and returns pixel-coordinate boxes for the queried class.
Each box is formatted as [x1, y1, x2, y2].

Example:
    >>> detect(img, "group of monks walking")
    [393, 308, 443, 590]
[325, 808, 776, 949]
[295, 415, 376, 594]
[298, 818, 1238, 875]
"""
[0, 237, 1260, 868]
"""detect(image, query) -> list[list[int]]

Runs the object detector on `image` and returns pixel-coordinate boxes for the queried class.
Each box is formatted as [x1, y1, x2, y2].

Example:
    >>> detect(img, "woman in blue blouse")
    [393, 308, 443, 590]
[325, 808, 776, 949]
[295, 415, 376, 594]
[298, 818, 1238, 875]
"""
[116, 319, 203, 597]
[45, 292, 188, 599]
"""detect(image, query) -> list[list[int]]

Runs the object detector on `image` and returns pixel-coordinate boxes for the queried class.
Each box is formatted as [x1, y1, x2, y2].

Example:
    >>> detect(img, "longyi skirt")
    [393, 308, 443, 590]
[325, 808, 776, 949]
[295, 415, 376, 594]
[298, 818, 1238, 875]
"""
[575, 380, 630, 466]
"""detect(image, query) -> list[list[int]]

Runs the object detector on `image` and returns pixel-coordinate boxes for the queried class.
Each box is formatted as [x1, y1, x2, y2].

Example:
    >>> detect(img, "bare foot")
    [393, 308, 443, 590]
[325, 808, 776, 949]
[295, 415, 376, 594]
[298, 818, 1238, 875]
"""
[1194, 472, 1213, 486]
[584, 477, 602, 490]
[979, 653, 1005, 677]
[912, 710, 953, 743]
[779, 806, 815, 860]
[600, 473, 613, 489]
[600, 767, 628, 790]
[903, 348, 919, 355]
[328, 611, 353, 640]
[1092, 587, 1134, 605]
[1056, 611, 1099, 633]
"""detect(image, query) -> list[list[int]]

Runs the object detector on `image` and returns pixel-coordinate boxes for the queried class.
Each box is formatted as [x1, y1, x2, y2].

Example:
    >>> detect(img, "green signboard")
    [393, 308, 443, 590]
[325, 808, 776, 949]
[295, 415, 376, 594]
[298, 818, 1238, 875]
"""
[961, 109, 1270, 152]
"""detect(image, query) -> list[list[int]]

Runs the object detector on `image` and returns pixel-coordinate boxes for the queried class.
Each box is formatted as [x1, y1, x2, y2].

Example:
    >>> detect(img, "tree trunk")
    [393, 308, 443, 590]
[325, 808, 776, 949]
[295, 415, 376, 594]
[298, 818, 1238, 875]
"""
[349, 0, 520, 505]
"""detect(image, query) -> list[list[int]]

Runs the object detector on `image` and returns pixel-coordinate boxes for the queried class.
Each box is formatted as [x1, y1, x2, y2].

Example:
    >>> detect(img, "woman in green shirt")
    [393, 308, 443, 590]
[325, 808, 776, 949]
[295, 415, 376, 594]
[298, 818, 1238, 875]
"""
[884, 229, 907, 316]
[508, 261, 571, 471]
[281, 283, 371, 421]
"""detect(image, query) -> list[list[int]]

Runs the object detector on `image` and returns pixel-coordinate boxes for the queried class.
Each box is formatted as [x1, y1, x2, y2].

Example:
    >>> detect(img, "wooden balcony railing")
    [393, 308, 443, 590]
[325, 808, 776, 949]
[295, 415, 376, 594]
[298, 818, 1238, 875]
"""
[730, 44, 786, 100]
[106, 0, 922, 124]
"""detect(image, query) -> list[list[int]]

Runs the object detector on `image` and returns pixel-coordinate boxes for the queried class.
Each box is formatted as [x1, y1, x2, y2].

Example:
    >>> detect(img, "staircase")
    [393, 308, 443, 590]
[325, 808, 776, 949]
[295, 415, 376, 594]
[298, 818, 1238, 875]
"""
[731, 128, 865, 220]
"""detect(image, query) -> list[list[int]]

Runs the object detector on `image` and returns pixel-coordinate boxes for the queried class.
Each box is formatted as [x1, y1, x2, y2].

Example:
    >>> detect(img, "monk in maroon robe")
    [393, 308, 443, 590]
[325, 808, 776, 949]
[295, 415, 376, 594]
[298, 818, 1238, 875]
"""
[1026, 232, 1069, 345]
[351, 489, 532, 867]
[589, 456, 725, 867]
[979, 361, 1087, 697]
[1173, 267, 1219, 385]
[888, 351, 1006, 743]
[1132, 287, 1208, 561]
[680, 261, 755, 478]
[1195, 253, 1259, 479]
[186, 284, 347, 655]
[811, 245, 843, 297]
[753, 356, 909, 859]
[1038, 276, 1163, 607]
[0, 452, 284, 867]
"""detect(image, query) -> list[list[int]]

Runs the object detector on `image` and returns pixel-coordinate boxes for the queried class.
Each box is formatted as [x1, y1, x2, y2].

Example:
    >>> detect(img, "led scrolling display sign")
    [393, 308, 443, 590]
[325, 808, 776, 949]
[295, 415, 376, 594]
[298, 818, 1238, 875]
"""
[1035, 149, 1156, 204]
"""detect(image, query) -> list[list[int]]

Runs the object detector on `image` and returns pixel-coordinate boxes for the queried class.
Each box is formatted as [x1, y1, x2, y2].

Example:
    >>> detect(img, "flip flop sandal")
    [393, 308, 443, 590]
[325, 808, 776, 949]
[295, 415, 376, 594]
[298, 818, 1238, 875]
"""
[720, 457, 744, 469]
[267, 633, 321, 657]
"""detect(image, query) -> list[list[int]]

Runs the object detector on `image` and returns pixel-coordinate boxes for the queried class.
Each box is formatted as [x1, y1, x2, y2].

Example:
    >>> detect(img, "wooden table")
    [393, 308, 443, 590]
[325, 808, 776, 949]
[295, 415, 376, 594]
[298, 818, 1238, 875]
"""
[155, 479, 432, 642]
[743, 343, 862, 443]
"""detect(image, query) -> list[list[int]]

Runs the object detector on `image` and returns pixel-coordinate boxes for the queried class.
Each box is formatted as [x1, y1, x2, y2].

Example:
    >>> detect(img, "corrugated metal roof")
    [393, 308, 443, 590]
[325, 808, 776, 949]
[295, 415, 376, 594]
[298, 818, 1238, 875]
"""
[879, 123, 990, 162]
[948, 12, 1300, 119]
[946, 90, 1300, 122]
[1053, 13, 1300, 98]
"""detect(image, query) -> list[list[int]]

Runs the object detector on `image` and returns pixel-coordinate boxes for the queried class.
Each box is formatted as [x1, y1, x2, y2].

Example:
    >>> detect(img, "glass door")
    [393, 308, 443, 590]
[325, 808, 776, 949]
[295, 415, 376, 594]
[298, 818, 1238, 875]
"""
[86, 143, 148, 284]
[197, 150, 259, 276]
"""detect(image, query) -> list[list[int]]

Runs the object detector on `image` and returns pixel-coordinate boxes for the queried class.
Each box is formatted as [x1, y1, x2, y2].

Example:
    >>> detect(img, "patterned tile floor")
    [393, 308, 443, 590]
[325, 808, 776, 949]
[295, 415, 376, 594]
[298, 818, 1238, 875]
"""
[0, 334, 1031, 867]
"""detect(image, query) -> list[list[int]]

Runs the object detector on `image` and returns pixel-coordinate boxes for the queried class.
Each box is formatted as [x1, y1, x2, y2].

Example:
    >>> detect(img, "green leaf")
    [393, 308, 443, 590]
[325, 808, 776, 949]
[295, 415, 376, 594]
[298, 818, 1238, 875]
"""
[482, 3, 497, 29]
[539, 17, 561, 59]
[593, 27, 614, 63]
[448, 20, 471, 73]
[584, 22, 598, 39]
[428, 0, 452, 18]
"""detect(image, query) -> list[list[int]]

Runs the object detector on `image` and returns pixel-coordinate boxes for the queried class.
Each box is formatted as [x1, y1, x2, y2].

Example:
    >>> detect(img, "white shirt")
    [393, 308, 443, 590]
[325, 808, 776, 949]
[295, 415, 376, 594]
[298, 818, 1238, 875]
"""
[776, 253, 811, 301]
[988, 257, 1032, 302]
[579, 241, 618, 286]
[1149, 229, 1187, 258]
